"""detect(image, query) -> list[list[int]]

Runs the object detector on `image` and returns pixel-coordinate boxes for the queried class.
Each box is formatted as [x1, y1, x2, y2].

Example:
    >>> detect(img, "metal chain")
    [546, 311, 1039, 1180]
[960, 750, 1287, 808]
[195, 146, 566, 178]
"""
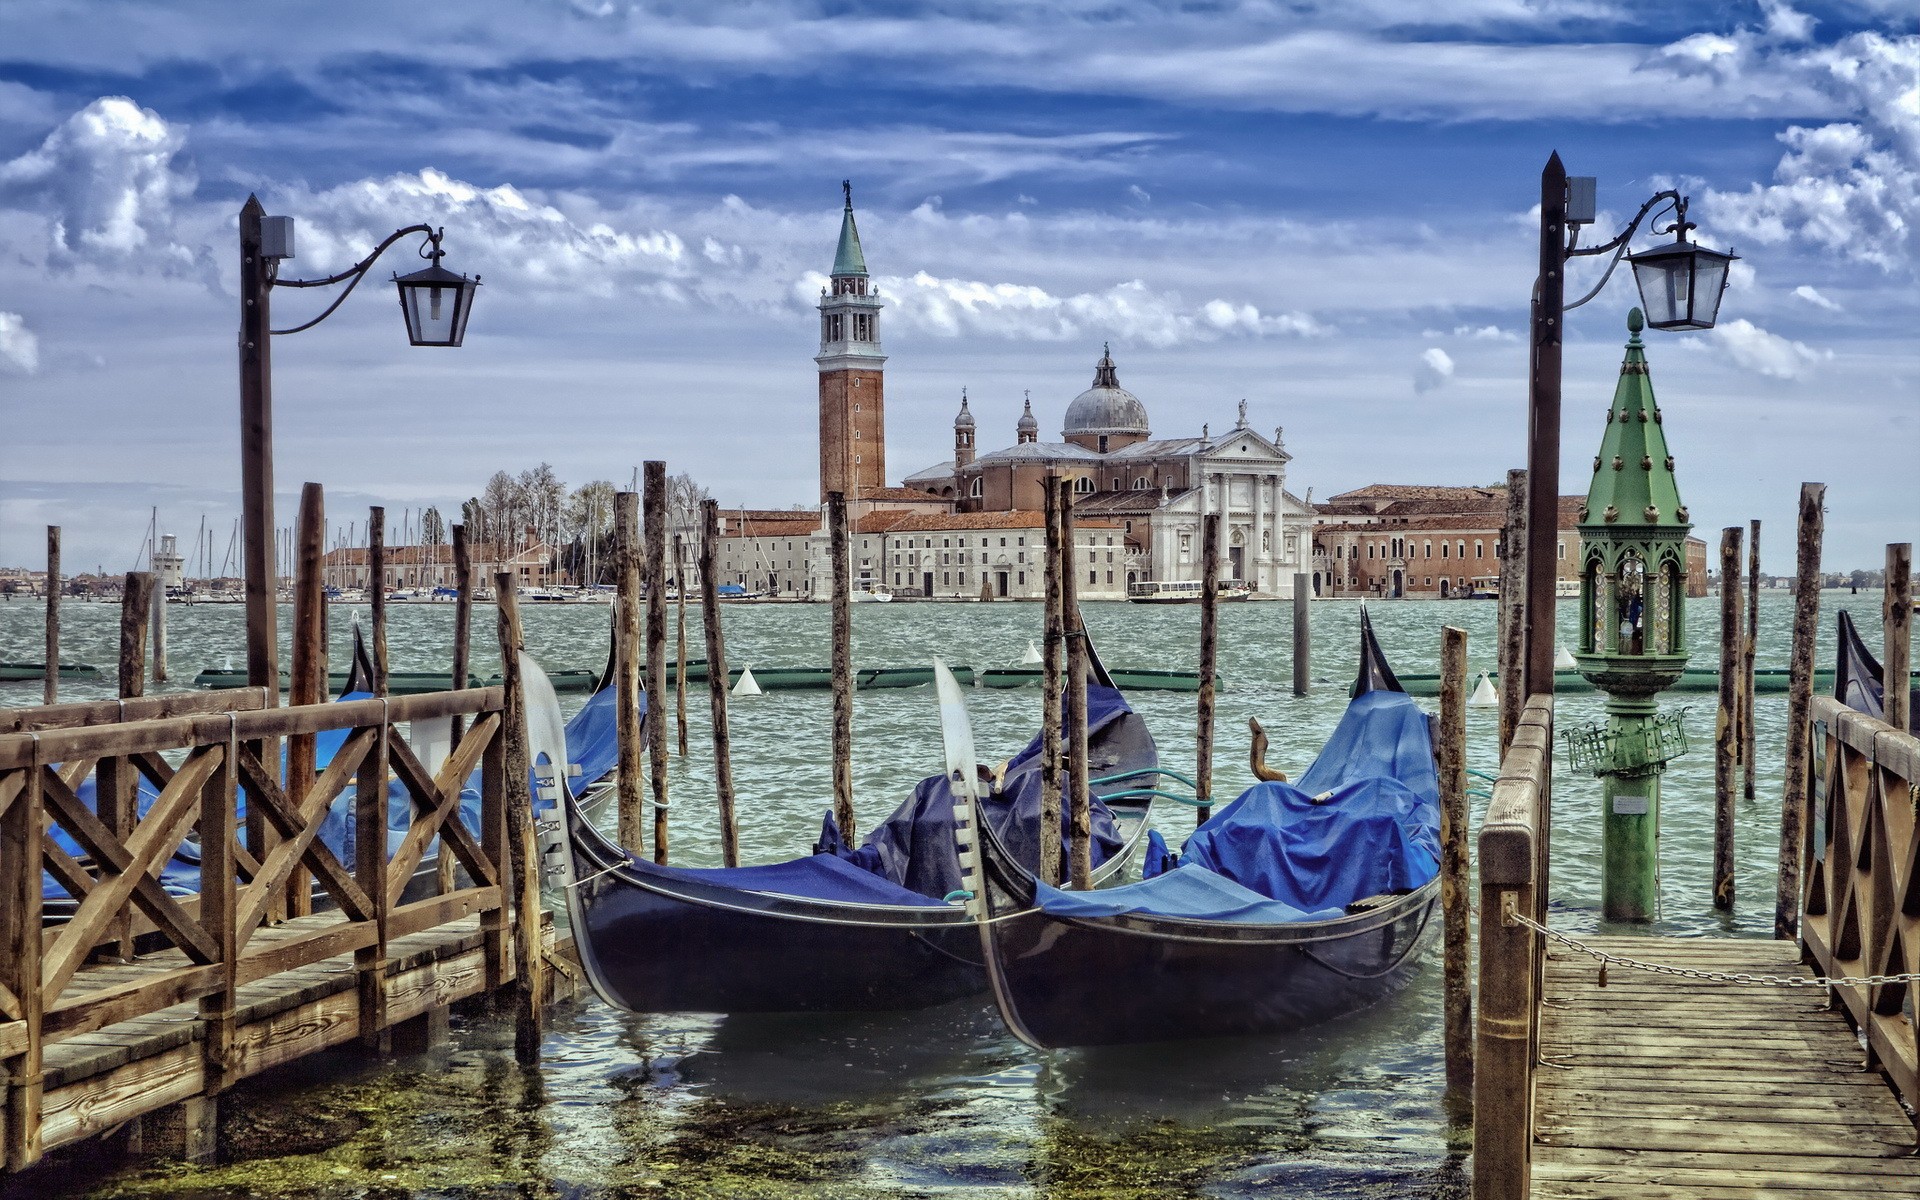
[1509, 910, 1920, 989]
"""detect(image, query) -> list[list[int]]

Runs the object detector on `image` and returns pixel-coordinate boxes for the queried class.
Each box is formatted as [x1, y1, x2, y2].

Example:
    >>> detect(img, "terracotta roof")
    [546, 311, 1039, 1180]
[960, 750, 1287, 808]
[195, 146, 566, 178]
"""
[853, 510, 1121, 534]
[857, 486, 953, 503]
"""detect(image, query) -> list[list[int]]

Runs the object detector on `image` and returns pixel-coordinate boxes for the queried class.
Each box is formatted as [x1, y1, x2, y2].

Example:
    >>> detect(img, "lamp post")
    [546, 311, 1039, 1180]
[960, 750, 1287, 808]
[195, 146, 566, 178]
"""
[1522, 154, 1735, 700]
[237, 195, 479, 697]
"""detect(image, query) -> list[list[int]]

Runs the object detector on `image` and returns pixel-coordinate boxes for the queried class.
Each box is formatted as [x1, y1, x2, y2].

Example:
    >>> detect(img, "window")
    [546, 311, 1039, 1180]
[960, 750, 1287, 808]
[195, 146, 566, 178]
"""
[1424, 541, 1432, 559]
[1074, 477, 1094, 494]
[855, 454, 861, 464]
[894, 573, 901, 585]
[969, 478, 982, 498]
[1559, 542, 1567, 560]
[943, 572, 950, 585]
[959, 572, 967, 585]
[1368, 545, 1375, 560]
[1475, 541, 1484, 559]
[1133, 477, 1147, 490]
[1089, 570, 1097, 584]
[1106, 571, 1114, 584]
[1458, 541, 1466, 559]
[999, 537, 1006, 547]
[1441, 542, 1448, 559]
[1018, 536, 1026, 546]
[1017, 572, 1025, 585]
[1113, 477, 1121, 490]
[1098, 436, 1109, 453]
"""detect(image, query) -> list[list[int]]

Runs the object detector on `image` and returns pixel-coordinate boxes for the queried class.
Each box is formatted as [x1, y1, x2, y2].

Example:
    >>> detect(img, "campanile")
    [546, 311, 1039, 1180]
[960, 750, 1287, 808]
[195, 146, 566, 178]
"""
[816, 182, 887, 503]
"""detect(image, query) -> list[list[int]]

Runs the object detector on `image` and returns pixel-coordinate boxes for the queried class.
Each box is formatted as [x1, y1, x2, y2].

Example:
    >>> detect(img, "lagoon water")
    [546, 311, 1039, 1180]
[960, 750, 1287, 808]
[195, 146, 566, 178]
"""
[0, 590, 1890, 1198]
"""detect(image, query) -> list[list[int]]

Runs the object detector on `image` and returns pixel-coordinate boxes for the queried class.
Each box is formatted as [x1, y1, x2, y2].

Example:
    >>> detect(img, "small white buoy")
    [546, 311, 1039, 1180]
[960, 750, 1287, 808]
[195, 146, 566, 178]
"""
[1554, 646, 1577, 671]
[222, 654, 233, 672]
[1467, 671, 1499, 708]
[732, 665, 762, 696]
[1020, 639, 1043, 665]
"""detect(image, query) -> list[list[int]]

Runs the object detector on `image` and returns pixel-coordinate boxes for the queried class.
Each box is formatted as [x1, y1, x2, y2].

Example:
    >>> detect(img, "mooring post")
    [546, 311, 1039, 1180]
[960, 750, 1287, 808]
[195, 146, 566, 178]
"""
[43, 526, 59, 705]
[613, 491, 644, 853]
[495, 574, 545, 1064]
[828, 490, 856, 840]
[150, 558, 168, 683]
[288, 483, 326, 919]
[674, 532, 689, 759]
[106, 570, 154, 959]
[443, 523, 473, 895]
[1743, 519, 1761, 800]
[1292, 571, 1310, 697]
[1, 726, 45, 1169]
[369, 507, 389, 697]
[354, 656, 391, 1053]
[1062, 483, 1092, 889]
[197, 721, 238, 1103]
[1714, 526, 1742, 911]
[1886, 542, 1912, 736]
[1439, 625, 1472, 1095]
[698, 500, 739, 866]
[1497, 468, 1528, 753]
[1775, 482, 1825, 940]
[1196, 513, 1220, 826]
[1040, 478, 1065, 886]
[644, 462, 670, 864]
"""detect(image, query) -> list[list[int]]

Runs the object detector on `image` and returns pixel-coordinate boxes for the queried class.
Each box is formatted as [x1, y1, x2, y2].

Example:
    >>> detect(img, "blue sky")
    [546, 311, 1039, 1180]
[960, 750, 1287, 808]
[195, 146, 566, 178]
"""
[0, 0, 1914, 574]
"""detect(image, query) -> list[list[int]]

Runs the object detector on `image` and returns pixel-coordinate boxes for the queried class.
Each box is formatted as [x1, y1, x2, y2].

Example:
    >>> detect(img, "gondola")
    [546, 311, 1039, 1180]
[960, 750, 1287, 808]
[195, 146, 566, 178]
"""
[1833, 609, 1917, 734]
[540, 637, 1159, 1014]
[966, 606, 1441, 1047]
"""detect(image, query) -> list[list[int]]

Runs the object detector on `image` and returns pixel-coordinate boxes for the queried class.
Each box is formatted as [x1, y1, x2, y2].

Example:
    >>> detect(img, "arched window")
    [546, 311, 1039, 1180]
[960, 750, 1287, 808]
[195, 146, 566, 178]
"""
[969, 477, 982, 498]
[1074, 476, 1094, 495]
[1132, 477, 1147, 490]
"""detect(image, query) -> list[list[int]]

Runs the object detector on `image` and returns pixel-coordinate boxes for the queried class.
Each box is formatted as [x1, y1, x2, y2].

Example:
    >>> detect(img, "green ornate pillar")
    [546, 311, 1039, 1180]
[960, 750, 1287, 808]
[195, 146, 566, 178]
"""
[1569, 309, 1694, 922]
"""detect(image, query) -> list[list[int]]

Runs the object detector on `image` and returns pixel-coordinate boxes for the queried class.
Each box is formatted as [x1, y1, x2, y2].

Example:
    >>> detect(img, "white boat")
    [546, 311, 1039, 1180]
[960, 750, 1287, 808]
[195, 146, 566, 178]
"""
[850, 585, 893, 603]
[1126, 579, 1252, 604]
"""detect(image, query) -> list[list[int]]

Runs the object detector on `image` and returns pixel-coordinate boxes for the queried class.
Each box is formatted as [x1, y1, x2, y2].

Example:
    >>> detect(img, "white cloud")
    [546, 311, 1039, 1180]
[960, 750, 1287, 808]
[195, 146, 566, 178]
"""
[1706, 318, 1832, 379]
[1447, 324, 1517, 341]
[1414, 346, 1455, 393]
[0, 311, 39, 375]
[1127, 184, 1152, 203]
[1793, 284, 1842, 310]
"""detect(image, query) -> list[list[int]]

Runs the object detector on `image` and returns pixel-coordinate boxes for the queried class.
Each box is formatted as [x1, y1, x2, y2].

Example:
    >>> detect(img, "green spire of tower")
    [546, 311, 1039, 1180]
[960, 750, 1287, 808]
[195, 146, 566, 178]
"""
[1580, 307, 1691, 533]
[832, 179, 868, 277]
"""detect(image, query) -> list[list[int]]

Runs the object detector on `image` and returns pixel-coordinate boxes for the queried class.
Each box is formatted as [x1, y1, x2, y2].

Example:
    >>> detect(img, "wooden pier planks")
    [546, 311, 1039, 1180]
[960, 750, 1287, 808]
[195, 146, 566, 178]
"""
[1531, 935, 1919, 1199]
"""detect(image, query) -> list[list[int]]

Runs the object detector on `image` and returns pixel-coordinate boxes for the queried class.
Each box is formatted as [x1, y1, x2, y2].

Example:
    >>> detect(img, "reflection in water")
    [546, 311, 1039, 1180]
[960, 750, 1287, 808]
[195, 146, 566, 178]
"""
[1, 592, 1865, 1198]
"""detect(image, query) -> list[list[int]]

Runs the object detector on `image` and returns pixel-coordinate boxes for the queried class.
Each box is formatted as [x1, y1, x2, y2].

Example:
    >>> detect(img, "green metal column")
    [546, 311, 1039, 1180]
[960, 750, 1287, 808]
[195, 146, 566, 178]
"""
[1600, 699, 1664, 922]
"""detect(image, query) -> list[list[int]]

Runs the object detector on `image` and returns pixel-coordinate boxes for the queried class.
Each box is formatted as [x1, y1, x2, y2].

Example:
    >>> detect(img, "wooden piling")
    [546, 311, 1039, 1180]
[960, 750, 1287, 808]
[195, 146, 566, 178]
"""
[368, 507, 388, 697]
[1886, 542, 1912, 736]
[1438, 625, 1472, 1095]
[150, 561, 168, 683]
[643, 462, 670, 864]
[43, 526, 59, 706]
[2, 716, 45, 1168]
[698, 500, 739, 866]
[107, 570, 154, 959]
[614, 491, 644, 853]
[444, 522, 473, 894]
[1743, 519, 1761, 800]
[1497, 469, 1528, 753]
[1040, 479, 1064, 886]
[674, 532, 689, 759]
[495, 574, 544, 1064]
[828, 490, 856, 840]
[287, 483, 326, 919]
[1775, 482, 1824, 941]
[1714, 526, 1741, 912]
[1062, 484, 1091, 889]
[353, 671, 390, 1051]
[1196, 513, 1220, 826]
[1292, 571, 1310, 697]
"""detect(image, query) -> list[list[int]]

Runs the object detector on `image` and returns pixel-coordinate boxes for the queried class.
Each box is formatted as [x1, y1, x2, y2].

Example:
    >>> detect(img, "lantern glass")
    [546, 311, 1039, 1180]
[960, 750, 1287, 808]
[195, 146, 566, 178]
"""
[393, 263, 478, 347]
[1628, 238, 1736, 331]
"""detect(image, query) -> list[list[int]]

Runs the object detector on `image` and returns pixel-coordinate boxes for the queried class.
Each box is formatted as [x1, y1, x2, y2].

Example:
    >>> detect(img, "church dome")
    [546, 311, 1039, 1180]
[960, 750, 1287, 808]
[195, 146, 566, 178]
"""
[1016, 395, 1038, 435]
[1063, 345, 1148, 437]
[954, 391, 974, 429]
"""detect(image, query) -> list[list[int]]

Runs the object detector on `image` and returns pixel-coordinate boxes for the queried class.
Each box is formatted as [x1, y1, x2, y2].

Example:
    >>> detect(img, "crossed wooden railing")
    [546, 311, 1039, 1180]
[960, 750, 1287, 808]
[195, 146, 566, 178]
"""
[1472, 694, 1555, 1200]
[0, 684, 508, 1169]
[1801, 695, 1920, 1117]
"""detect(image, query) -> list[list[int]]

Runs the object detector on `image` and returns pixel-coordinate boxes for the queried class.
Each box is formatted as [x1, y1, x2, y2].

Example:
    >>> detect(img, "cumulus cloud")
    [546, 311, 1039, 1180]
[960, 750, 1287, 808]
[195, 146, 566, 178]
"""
[1422, 323, 1518, 341]
[1414, 346, 1455, 393]
[1706, 318, 1832, 379]
[1793, 284, 1842, 310]
[0, 311, 39, 375]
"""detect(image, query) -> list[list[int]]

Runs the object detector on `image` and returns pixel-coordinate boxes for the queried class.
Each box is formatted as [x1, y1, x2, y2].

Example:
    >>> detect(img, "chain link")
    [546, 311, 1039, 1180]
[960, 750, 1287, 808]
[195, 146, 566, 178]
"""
[1509, 910, 1920, 989]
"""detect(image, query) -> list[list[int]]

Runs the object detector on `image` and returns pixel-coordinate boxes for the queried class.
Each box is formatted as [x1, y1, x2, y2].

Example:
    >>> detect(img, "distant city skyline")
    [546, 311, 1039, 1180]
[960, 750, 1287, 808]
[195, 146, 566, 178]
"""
[1, 2, 1914, 574]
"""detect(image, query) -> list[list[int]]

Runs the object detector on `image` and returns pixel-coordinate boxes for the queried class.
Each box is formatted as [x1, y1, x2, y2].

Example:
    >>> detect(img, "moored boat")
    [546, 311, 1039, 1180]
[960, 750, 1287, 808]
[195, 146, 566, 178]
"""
[0, 661, 102, 682]
[980, 665, 1212, 692]
[1126, 579, 1252, 604]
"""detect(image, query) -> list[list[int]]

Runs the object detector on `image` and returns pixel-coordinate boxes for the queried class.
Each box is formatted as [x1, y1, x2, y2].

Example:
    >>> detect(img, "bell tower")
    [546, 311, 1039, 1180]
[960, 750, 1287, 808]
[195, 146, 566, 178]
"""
[817, 181, 887, 504]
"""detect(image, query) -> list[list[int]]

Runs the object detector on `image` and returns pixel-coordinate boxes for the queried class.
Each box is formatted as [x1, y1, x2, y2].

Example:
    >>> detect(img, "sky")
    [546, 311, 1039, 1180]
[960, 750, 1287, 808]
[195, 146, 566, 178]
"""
[0, 0, 1914, 576]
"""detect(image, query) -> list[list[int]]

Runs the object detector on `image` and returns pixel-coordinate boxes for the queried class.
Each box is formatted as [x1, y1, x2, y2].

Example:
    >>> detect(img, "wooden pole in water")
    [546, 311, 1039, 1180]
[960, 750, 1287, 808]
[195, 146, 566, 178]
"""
[614, 491, 644, 853]
[43, 526, 59, 705]
[1714, 526, 1742, 912]
[118, 572, 152, 699]
[1196, 513, 1220, 826]
[1885, 543, 1912, 736]
[109, 570, 154, 959]
[828, 490, 856, 840]
[151, 557, 167, 682]
[288, 484, 326, 919]
[1062, 483, 1092, 889]
[644, 462, 670, 864]
[1743, 519, 1761, 800]
[674, 533, 689, 758]
[1775, 483, 1824, 941]
[1292, 572, 1310, 697]
[1438, 625, 1472, 1095]
[494, 574, 544, 1065]
[368, 508, 388, 697]
[443, 523, 473, 894]
[1497, 469, 1528, 754]
[1039, 479, 1064, 886]
[699, 500, 739, 866]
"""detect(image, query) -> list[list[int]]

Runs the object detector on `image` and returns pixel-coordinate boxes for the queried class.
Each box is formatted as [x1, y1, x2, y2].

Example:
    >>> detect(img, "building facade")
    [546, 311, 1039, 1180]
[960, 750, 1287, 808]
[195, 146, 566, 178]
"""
[816, 182, 888, 505]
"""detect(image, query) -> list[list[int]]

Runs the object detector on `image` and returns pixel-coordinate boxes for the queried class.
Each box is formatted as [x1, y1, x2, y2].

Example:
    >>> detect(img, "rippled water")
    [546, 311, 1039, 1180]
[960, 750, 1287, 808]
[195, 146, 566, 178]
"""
[0, 589, 1890, 1198]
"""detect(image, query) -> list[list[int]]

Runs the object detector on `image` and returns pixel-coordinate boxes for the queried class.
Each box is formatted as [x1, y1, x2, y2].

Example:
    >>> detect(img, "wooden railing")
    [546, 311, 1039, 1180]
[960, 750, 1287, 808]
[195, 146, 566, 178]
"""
[0, 685, 507, 1169]
[1800, 694, 1920, 1118]
[1472, 694, 1555, 1200]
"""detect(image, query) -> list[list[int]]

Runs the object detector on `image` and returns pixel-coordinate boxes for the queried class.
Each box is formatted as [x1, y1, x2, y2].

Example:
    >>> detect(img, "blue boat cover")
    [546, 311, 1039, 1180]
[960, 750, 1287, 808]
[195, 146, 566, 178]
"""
[630, 850, 951, 907]
[563, 683, 641, 798]
[1126, 690, 1439, 921]
[819, 684, 1130, 899]
[1036, 864, 1341, 923]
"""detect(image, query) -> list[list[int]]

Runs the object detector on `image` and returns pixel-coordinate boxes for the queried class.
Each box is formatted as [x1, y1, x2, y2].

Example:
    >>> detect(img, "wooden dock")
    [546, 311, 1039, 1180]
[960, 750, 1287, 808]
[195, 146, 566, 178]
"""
[1531, 936, 1917, 1197]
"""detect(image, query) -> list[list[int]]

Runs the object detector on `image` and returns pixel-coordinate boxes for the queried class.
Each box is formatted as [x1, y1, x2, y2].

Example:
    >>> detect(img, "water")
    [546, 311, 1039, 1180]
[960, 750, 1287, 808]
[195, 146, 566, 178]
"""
[0, 589, 1892, 1198]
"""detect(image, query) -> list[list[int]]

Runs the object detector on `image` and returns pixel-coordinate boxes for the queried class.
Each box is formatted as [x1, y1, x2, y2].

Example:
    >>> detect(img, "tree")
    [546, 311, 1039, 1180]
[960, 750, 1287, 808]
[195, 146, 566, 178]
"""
[421, 506, 447, 546]
[519, 463, 565, 552]
[565, 480, 618, 584]
[481, 471, 519, 554]
[460, 497, 484, 545]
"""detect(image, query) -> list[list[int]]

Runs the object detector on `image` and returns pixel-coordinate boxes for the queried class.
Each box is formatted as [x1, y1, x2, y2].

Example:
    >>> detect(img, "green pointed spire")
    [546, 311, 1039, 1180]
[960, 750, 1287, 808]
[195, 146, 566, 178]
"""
[1580, 308, 1691, 532]
[832, 179, 868, 277]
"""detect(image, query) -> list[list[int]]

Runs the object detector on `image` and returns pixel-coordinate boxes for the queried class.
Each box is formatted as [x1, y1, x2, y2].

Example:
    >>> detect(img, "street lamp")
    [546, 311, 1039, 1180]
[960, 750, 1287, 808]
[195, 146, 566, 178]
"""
[1521, 154, 1734, 701]
[238, 195, 479, 696]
